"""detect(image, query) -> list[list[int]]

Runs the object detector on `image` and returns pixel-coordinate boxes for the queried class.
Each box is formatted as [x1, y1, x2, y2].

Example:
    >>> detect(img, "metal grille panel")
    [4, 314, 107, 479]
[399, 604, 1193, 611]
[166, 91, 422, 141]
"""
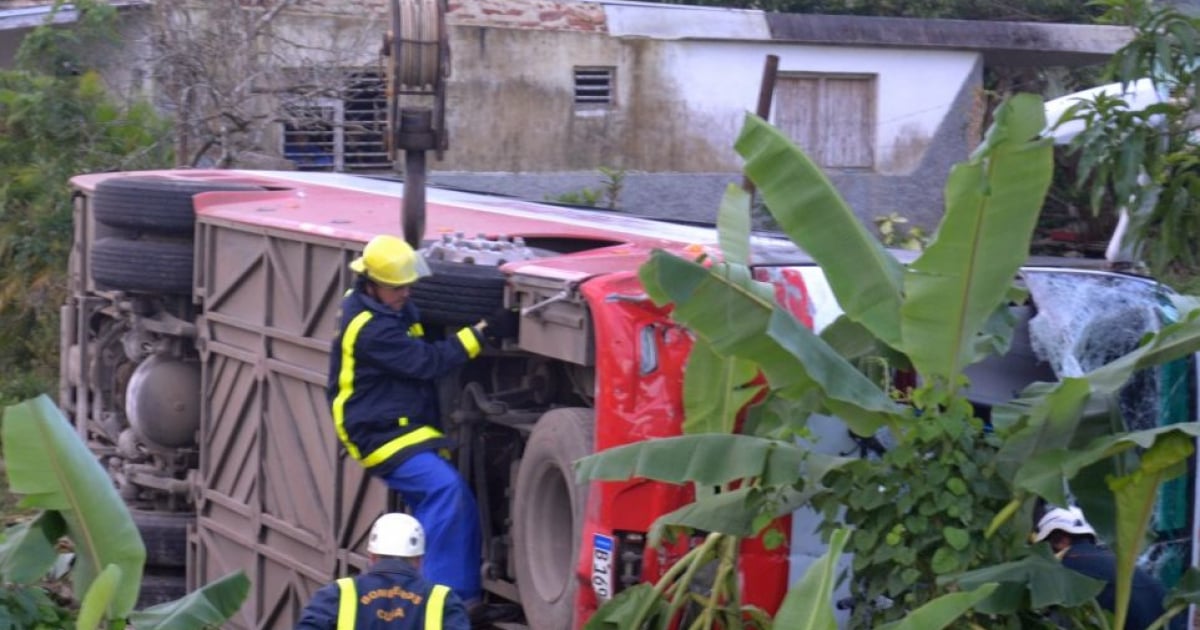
[574, 66, 615, 105]
[194, 219, 388, 629]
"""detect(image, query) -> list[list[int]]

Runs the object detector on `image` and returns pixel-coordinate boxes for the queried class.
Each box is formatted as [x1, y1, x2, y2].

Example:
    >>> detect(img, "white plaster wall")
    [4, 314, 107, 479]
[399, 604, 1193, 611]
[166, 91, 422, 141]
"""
[270, 12, 384, 68]
[657, 40, 980, 175]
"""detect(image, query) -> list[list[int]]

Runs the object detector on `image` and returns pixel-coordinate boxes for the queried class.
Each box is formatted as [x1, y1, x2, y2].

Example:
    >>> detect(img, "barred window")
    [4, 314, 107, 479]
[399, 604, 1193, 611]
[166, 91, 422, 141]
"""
[281, 69, 389, 172]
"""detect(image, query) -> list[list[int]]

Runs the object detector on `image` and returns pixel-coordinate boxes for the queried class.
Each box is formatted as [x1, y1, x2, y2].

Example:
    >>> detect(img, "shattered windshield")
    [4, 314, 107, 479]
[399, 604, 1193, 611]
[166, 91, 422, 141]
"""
[1023, 269, 1175, 433]
[1021, 269, 1191, 582]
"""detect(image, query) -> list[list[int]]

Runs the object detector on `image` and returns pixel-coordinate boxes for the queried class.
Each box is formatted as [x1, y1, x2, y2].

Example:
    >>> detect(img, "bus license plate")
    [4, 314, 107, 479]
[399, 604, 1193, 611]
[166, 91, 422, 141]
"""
[592, 533, 614, 602]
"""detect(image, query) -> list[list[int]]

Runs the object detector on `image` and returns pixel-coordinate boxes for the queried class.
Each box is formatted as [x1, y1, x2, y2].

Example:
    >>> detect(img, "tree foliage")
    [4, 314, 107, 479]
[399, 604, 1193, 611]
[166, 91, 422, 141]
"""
[0, 0, 172, 404]
[1057, 0, 1200, 287]
[0, 583, 74, 630]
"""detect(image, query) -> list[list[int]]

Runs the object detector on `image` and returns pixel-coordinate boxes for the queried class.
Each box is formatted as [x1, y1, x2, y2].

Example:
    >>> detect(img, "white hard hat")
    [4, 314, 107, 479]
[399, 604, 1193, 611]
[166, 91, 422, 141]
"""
[368, 513, 425, 557]
[1032, 506, 1096, 543]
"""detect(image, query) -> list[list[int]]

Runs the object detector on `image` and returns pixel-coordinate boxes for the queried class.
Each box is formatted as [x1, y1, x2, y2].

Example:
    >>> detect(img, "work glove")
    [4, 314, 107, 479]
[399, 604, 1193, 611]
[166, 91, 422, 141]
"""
[478, 306, 520, 340]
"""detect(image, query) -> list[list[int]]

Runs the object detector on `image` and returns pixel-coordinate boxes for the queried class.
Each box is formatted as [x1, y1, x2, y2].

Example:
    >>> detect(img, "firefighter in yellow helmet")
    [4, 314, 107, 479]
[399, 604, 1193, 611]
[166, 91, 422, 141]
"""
[295, 512, 470, 629]
[326, 235, 517, 613]
[348, 234, 433, 287]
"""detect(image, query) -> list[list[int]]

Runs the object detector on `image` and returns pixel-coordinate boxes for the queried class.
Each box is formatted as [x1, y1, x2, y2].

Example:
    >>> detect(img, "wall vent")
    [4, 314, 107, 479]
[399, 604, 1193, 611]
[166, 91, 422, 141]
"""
[574, 66, 615, 106]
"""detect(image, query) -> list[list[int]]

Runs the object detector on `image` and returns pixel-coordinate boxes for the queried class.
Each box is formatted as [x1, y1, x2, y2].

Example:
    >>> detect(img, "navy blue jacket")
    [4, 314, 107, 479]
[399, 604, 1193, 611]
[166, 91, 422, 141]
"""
[294, 558, 469, 630]
[1061, 541, 1181, 630]
[327, 289, 482, 475]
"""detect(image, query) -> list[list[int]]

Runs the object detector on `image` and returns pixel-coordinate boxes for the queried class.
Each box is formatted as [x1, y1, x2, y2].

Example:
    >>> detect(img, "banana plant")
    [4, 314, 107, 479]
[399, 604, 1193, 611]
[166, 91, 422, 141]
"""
[0, 395, 249, 629]
[579, 93, 1200, 627]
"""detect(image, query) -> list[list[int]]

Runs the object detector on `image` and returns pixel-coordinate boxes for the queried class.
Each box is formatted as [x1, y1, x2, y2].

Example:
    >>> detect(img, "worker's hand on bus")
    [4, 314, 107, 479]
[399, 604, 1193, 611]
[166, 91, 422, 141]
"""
[476, 307, 520, 340]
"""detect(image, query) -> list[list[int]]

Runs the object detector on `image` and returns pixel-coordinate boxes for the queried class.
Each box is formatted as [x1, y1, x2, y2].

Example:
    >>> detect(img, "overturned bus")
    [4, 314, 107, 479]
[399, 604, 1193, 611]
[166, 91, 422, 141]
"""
[60, 169, 1197, 628]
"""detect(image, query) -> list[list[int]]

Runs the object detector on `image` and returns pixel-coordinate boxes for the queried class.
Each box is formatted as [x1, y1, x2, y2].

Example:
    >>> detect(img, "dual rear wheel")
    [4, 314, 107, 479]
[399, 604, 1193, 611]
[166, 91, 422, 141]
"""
[513, 407, 595, 630]
[89, 176, 265, 294]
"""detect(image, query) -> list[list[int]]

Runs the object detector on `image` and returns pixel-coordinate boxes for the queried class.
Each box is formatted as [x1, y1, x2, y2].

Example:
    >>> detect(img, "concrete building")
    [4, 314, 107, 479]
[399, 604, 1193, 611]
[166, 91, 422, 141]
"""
[429, 1, 1130, 226]
[0, 0, 1134, 226]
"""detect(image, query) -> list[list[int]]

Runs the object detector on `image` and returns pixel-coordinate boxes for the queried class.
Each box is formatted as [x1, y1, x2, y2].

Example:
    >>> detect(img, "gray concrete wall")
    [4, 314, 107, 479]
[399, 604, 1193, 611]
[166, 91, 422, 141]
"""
[429, 56, 981, 234]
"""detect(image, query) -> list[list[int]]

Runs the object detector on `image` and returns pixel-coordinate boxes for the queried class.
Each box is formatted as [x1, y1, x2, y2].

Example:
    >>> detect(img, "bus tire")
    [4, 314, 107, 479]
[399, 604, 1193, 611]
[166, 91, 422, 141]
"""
[93, 176, 264, 235]
[92, 237, 194, 294]
[131, 509, 192, 570]
[136, 568, 187, 607]
[411, 260, 506, 326]
[512, 407, 594, 630]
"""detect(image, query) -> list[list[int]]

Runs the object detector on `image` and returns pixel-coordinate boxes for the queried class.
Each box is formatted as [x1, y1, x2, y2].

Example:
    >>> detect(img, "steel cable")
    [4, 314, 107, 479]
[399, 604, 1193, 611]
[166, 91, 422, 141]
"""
[397, 0, 442, 88]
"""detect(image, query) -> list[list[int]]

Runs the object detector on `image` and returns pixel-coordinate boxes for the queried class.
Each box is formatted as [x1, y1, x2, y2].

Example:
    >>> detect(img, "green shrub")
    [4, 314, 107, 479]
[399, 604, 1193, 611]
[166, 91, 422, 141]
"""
[0, 1, 172, 402]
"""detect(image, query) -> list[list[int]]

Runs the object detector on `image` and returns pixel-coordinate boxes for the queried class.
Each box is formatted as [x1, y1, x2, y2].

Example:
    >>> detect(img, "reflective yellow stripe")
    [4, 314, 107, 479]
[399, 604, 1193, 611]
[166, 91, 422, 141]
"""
[331, 311, 374, 460]
[425, 584, 449, 630]
[456, 327, 481, 359]
[335, 577, 356, 630]
[361, 425, 445, 468]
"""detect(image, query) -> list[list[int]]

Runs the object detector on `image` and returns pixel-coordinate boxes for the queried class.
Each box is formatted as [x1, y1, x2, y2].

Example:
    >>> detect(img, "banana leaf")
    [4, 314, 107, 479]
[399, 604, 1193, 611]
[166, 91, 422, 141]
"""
[1, 395, 145, 618]
[736, 114, 905, 350]
[997, 307, 1200, 486]
[946, 546, 1105, 612]
[646, 483, 826, 545]
[639, 251, 903, 436]
[1084, 307, 1200, 394]
[876, 584, 999, 630]
[1014, 424, 1200, 630]
[972, 299, 1021, 360]
[766, 309, 904, 434]
[901, 93, 1053, 383]
[77, 563, 123, 630]
[0, 511, 65, 584]
[575, 433, 852, 489]
[819, 316, 887, 362]
[127, 570, 251, 629]
[1014, 424, 1200, 506]
[583, 584, 663, 630]
[716, 183, 751, 266]
[994, 378, 1092, 484]
[1108, 432, 1192, 630]
[741, 392, 823, 440]
[681, 337, 762, 435]
[773, 528, 851, 629]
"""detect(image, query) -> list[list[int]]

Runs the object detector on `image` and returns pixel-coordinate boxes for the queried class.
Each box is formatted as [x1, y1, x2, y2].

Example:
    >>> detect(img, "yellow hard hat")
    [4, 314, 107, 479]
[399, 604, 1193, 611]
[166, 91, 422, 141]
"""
[349, 235, 431, 286]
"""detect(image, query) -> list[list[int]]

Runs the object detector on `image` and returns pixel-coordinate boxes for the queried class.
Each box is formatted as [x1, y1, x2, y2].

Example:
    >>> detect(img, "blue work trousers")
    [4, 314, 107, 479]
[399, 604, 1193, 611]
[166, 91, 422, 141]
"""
[381, 451, 483, 603]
